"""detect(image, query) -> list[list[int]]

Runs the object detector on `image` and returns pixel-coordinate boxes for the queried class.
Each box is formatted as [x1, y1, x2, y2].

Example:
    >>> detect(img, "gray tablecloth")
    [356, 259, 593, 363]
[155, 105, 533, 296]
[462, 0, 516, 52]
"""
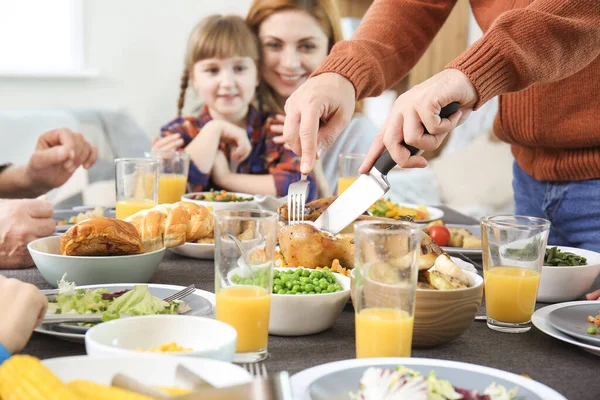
[4, 206, 599, 399]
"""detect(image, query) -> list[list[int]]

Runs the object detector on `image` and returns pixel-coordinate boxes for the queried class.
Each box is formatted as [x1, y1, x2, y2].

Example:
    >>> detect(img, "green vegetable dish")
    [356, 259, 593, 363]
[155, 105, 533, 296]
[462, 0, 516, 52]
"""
[192, 190, 253, 202]
[544, 246, 587, 266]
[231, 268, 343, 295]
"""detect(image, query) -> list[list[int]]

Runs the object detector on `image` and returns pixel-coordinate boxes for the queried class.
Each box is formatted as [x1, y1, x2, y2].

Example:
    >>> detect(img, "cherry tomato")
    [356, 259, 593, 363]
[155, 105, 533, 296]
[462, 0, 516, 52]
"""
[429, 225, 451, 247]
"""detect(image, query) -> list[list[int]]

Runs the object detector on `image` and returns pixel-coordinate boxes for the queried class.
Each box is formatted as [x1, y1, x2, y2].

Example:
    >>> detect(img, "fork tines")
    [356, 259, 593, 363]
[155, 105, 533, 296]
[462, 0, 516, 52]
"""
[162, 284, 195, 302]
[287, 174, 309, 226]
[243, 363, 268, 379]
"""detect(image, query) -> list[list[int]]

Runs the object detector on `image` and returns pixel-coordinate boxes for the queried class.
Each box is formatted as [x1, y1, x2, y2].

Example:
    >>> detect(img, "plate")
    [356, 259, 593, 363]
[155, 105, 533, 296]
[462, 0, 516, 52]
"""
[441, 224, 482, 257]
[547, 302, 600, 347]
[42, 355, 251, 389]
[532, 301, 600, 356]
[53, 208, 116, 233]
[36, 283, 215, 342]
[169, 242, 215, 259]
[291, 358, 566, 400]
[368, 203, 444, 224]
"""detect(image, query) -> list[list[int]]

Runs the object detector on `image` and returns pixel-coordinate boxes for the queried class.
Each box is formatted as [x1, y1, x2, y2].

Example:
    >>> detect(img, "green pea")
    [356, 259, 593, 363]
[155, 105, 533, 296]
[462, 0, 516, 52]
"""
[305, 284, 314, 292]
[274, 278, 282, 286]
[277, 289, 286, 294]
[285, 281, 293, 289]
[292, 284, 300, 292]
[319, 281, 328, 290]
[313, 271, 323, 279]
[291, 288, 298, 294]
[300, 277, 309, 284]
[280, 274, 289, 282]
[312, 278, 320, 286]
[315, 287, 322, 293]
[302, 269, 311, 277]
[309, 291, 316, 294]
[274, 284, 282, 292]
[588, 326, 597, 334]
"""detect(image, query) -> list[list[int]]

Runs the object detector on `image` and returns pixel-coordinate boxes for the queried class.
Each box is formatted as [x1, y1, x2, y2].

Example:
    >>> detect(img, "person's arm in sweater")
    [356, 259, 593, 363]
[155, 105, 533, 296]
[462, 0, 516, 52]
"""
[447, 0, 600, 107]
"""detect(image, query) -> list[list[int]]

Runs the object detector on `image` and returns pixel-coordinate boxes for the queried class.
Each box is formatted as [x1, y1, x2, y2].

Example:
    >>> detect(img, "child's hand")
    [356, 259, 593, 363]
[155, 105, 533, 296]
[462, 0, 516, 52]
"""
[211, 151, 231, 187]
[152, 134, 184, 152]
[217, 121, 252, 163]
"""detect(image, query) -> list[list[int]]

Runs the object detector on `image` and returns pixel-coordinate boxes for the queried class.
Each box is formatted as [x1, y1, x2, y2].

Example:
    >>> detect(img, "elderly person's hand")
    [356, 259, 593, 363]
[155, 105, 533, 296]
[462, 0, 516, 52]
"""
[0, 198, 55, 269]
[0, 276, 48, 354]
[25, 128, 98, 193]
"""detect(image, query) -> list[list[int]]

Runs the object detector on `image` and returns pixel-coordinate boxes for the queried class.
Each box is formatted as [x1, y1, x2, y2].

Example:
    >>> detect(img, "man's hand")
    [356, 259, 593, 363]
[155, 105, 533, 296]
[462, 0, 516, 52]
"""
[360, 68, 477, 172]
[283, 73, 356, 175]
[25, 128, 98, 193]
[0, 276, 48, 354]
[0, 198, 55, 269]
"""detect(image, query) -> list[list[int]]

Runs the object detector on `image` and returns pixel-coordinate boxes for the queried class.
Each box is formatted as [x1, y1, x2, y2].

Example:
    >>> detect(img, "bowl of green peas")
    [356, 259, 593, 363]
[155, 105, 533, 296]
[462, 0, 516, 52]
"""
[537, 246, 600, 303]
[269, 267, 350, 336]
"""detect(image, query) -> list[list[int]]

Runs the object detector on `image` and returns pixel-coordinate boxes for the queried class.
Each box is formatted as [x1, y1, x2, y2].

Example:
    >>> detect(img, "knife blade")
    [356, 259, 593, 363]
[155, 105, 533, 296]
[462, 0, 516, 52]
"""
[313, 102, 460, 234]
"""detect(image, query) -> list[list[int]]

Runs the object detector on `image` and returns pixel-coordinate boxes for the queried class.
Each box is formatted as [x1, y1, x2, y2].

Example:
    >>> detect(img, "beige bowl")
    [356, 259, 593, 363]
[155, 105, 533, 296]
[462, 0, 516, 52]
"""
[350, 268, 483, 348]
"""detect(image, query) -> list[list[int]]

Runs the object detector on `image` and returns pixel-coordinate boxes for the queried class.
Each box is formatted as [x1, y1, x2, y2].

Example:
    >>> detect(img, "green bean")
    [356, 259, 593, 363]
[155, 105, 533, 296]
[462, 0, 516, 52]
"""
[544, 246, 587, 266]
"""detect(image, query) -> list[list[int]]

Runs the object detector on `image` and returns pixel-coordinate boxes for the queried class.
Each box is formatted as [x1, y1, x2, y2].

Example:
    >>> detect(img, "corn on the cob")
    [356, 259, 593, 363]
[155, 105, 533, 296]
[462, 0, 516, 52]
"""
[68, 380, 154, 400]
[0, 355, 81, 400]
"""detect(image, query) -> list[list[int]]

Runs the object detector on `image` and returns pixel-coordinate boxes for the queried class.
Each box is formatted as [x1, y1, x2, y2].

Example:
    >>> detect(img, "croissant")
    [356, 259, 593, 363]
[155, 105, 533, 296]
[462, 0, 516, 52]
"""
[60, 217, 144, 256]
[124, 201, 214, 252]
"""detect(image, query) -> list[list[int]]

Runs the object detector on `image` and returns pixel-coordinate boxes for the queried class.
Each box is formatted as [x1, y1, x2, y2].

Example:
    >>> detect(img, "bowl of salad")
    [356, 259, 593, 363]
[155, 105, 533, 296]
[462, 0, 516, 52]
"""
[537, 246, 600, 302]
[181, 190, 257, 211]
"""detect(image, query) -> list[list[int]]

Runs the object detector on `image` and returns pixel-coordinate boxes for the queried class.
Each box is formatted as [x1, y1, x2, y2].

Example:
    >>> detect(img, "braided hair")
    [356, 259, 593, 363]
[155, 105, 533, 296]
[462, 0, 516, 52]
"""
[177, 69, 190, 118]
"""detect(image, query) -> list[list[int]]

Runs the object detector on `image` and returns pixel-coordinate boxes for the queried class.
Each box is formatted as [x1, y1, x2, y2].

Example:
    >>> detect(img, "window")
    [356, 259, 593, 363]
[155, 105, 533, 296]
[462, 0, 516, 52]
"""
[0, 0, 93, 76]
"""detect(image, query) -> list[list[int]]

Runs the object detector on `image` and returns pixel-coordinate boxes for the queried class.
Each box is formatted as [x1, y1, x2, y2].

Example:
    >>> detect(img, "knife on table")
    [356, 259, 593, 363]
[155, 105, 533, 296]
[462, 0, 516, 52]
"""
[312, 102, 461, 234]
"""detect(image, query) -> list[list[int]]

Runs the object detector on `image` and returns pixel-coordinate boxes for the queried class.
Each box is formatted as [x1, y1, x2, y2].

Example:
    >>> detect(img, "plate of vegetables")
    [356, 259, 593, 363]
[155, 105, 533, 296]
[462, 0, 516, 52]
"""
[547, 302, 600, 347]
[367, 199, 444, 223]
[181, 190, 257, 211]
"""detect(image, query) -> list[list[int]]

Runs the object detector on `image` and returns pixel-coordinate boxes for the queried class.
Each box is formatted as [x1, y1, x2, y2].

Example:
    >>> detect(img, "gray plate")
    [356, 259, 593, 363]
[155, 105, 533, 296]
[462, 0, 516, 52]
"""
[441, 224, 482, 257]
[53, 208, 116, 232]
[309, 362, 543, 400]
[547, 303, 600, 347]
[38, 284, 214, 342]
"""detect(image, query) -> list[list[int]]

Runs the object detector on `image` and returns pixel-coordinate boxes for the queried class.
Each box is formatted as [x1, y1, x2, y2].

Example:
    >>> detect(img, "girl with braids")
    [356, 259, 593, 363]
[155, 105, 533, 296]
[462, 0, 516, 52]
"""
[153, 14, 317, 200]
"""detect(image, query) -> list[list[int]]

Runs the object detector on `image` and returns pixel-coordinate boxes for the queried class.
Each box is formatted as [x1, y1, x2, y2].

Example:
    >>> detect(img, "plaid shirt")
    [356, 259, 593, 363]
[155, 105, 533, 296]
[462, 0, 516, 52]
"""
[160, 106, 317, 201]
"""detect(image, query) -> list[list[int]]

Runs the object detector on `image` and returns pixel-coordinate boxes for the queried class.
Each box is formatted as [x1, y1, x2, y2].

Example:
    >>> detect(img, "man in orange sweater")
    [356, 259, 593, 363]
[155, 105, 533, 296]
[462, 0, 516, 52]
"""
[283, 0, 600, 252]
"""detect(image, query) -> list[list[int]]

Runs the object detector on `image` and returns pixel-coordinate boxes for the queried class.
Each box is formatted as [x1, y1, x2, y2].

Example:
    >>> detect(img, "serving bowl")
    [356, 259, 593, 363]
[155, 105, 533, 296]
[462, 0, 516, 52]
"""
[269, 267, 351, 336]
[85, 315, 237, 362]
[537, 246, 600, 303]
[28, 236, 165, 287]
[181, 191, 257, 211]
[350, 265, 483, 348]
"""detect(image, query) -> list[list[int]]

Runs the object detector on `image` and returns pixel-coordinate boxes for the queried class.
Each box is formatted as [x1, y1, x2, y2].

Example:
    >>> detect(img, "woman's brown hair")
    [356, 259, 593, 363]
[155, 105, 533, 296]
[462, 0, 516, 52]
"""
[177, 15, 260, 117]
[246, 0, 344, 114]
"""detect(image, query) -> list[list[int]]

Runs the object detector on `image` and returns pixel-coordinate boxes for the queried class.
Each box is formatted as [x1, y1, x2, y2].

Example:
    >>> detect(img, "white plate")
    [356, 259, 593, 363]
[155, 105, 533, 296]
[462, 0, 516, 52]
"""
[368, 203, 444, 224]
[42, 355, 251, 389]
[36, 283, 216, 342]
[441, 224, 483, 257]
[291, 358, 566, 400]
[532, 301, 600, 356]
[169, 242, 215, 259]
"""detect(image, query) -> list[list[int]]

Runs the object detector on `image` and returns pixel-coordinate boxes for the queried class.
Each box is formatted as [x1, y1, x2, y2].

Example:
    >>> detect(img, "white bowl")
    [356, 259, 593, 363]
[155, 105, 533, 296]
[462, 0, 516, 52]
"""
[85, 315, 237, 362]
[28, 236, 165, 288]
[537, 246, 600, 303]
[269, 267, 351, 336]
[181, 192, 257, 211]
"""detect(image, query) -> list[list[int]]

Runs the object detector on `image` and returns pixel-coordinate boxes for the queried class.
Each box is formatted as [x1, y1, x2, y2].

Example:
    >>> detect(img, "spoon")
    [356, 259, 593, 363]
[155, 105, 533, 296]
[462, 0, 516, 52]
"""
[227, 233, 255, 280]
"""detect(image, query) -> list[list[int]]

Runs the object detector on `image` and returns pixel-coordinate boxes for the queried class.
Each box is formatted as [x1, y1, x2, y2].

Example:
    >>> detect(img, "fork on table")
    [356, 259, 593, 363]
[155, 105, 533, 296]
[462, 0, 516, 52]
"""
[287, 174, 309, 225]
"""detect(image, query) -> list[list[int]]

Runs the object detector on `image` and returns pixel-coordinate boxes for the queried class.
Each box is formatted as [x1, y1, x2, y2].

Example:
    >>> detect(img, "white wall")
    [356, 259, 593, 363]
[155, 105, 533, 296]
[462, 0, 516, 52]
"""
[0, 0, 251, 137]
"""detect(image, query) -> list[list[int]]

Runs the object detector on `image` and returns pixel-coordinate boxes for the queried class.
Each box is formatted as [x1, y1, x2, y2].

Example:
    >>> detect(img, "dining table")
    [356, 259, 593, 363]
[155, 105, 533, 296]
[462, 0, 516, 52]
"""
[5, 205, 599, 399]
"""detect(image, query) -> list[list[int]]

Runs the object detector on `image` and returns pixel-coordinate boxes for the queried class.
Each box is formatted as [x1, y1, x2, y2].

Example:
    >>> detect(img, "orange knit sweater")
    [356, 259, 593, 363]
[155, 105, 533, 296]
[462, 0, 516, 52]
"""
[314, 0, 600, 181]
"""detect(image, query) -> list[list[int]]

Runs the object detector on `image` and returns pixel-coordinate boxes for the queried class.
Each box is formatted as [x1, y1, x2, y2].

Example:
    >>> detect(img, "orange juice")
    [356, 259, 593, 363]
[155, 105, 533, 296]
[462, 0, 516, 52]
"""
[116, 199, 156, 220]
[216, 286, 271, 353]
[485, 266, 540, 323]
[355, 308, 414, 358]
[157, 174, 187, 204]
[337, 176, 358, 195]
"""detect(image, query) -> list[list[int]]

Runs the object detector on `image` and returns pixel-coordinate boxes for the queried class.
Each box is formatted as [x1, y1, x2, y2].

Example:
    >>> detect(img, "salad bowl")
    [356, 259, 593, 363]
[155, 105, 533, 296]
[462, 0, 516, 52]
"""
[181, 191, 257, 211]
[28, 235, 165, 287]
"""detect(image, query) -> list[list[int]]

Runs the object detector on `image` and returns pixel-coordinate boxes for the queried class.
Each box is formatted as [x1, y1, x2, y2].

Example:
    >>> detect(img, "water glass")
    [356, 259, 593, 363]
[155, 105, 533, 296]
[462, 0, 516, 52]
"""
[214, 209, 278, 363]
[114, 158, 159, 220]
[337, 153, 365, 195]
[145, 151, 190, 204]
[354, 220, 421, 358]
[481, 215, 551, 333]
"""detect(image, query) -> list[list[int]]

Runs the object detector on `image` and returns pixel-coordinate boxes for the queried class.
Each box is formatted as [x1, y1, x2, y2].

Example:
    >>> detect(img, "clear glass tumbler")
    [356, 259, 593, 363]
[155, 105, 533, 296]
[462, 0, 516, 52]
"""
[145, 151, 190, 204]
[337, 153, 365, 195]
[114, 158, 159, 220]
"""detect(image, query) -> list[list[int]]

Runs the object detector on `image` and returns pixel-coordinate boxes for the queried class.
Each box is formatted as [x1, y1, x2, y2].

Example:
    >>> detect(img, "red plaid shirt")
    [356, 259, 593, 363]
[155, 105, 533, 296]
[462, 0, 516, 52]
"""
[160, 105, 317, 200]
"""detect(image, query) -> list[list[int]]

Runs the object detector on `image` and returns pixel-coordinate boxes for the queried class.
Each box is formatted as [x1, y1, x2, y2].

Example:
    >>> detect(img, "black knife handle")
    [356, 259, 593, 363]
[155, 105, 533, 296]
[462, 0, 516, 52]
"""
[373, 101, 461, 175]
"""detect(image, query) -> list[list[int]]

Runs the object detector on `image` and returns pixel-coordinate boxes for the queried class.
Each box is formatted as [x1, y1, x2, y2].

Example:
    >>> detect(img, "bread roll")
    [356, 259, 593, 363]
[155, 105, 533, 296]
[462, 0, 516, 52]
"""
[60, 217, 144, 256]
[124, 201, 214, 252]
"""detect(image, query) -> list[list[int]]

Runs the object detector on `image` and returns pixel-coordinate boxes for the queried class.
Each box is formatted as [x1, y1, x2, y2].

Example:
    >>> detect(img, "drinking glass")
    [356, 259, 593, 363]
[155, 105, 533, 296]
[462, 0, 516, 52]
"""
[145, 151, 190, 204]
[114, 158, 159, 220]
[214, 209, 278, 363]
[481, 215, 550, 333]
[354, 220, 421, 358]
[337, 153, 365, 195]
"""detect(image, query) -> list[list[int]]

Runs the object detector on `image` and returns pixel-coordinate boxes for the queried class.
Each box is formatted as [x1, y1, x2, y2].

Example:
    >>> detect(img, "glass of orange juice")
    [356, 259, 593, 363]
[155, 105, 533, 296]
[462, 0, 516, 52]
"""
[481, 215, 550, 333]
[337, 153, 365, 195]
[114, 158, 159, 220]
[145, 151, 190, 204]
[353, 220, 421, 358]
[214, 209, 277, 363]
